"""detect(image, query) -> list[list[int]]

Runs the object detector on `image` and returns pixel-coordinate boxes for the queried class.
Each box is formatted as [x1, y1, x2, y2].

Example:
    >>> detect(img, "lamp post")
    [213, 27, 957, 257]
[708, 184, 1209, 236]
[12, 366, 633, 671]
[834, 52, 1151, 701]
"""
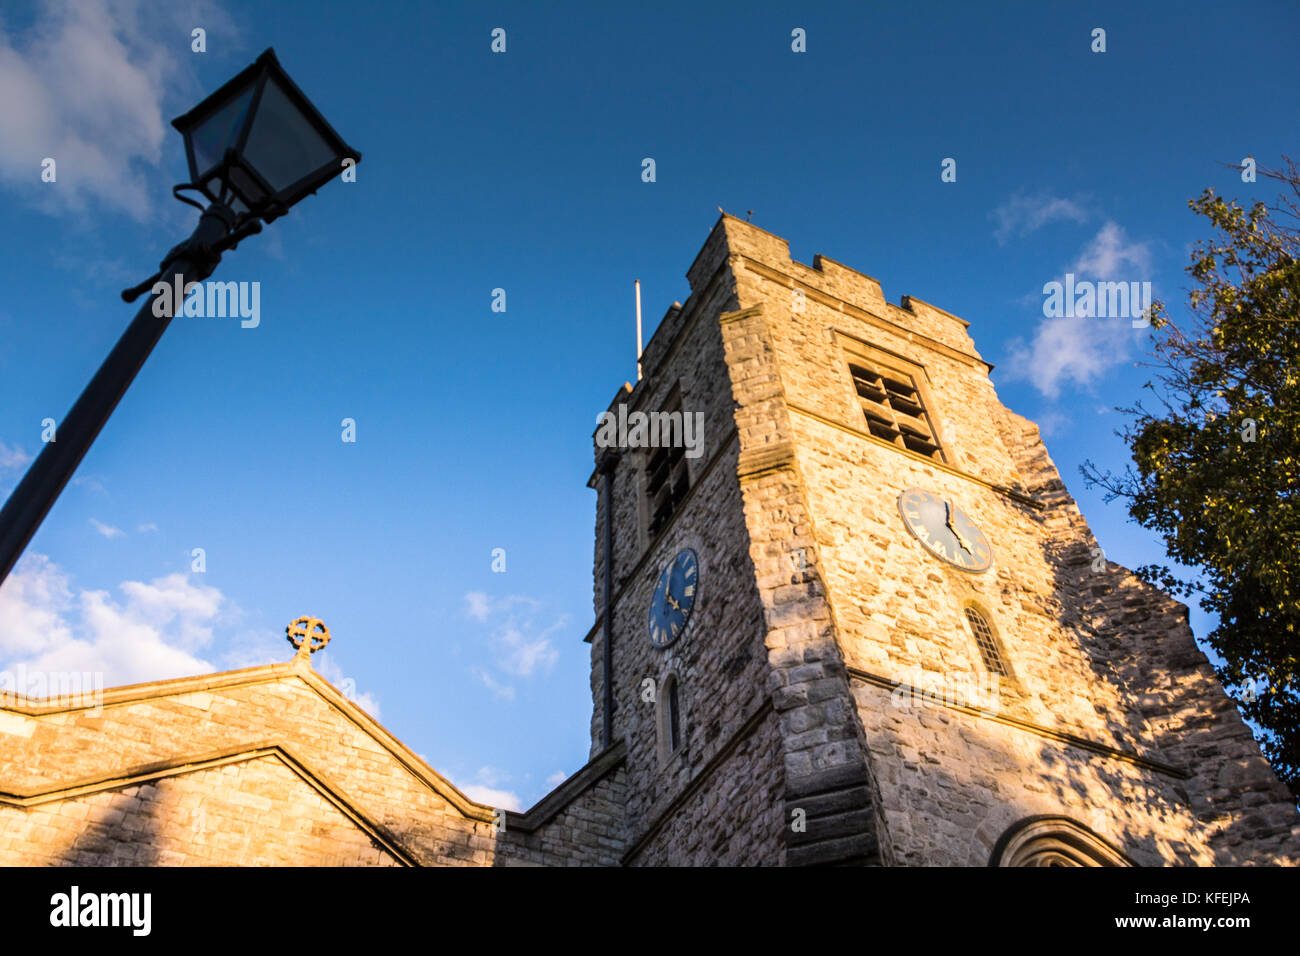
[0, 48, 360, 588]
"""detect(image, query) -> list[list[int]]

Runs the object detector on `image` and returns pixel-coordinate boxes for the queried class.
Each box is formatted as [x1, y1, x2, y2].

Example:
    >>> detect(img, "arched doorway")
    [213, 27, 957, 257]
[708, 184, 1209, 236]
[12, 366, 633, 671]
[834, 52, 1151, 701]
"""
[989, 815, 1135, 867]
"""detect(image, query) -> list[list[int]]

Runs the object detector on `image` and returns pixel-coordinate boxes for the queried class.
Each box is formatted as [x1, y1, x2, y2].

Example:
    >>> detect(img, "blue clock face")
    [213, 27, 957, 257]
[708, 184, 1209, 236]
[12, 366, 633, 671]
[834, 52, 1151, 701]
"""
[898, 489, 992, 573]
[648, 549, 699, 649]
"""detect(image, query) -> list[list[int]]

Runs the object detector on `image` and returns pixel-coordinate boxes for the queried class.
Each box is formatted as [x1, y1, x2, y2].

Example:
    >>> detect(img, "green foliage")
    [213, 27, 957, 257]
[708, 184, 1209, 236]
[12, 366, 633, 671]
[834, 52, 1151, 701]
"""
[1082, 159, 1300, 799]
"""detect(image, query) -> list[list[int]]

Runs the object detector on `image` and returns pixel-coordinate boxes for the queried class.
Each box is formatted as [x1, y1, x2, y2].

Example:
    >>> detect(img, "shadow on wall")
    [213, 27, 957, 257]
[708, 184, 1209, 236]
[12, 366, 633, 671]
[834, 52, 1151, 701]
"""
[52, 781, 166, 866]
[863, 670, 1196, 866]
[1038, 504, 1297, 865]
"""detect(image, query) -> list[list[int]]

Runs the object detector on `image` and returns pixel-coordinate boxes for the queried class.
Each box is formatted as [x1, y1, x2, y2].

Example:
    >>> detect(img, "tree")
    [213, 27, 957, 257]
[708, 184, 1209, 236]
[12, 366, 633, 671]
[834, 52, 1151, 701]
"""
[1082, 158, 1300, 799]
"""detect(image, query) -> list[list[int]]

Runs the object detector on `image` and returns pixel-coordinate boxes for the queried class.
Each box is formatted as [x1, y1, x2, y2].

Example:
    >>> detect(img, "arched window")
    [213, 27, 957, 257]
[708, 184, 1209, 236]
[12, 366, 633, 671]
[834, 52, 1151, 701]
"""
[990, 816, 1134, 867]
[657, 673, 683, 764]
[963, 605, 1009, 677]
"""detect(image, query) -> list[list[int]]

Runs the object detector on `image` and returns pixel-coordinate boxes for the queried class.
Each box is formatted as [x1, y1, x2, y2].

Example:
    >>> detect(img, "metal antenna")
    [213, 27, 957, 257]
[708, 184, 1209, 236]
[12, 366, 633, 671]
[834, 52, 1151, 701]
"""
[635, 279, 643, 381]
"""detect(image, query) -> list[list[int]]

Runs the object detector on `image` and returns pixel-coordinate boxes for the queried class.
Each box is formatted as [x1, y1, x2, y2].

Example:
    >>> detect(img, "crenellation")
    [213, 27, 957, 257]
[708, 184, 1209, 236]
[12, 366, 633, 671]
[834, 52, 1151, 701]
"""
[3, 216, 1291, 868]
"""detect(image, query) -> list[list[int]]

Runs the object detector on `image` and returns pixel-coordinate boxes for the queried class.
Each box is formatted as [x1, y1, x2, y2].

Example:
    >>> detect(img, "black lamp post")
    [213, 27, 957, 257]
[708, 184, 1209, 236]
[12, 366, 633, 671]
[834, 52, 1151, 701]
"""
[0, 48, 360, 588]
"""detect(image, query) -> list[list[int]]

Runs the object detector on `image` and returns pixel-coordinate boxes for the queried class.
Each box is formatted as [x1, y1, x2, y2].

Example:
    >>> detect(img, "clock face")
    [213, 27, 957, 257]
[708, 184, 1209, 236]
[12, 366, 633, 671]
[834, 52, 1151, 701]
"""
[648, 549, 699, 649]
[897, 489, 992, 572]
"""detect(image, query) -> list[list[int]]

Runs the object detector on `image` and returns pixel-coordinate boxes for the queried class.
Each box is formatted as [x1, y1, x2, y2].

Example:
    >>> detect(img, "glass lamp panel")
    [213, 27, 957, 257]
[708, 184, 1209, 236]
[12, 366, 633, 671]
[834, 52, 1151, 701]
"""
[226, 165, 269, 207]
[189, 85, 255, 178]
[240, 76, 338, 195]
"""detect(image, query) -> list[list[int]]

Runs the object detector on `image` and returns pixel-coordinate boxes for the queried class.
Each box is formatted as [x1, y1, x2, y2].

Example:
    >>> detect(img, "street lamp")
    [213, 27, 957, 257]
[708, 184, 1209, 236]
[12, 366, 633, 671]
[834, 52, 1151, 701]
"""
[0, 48, 360, 588]
[170, 48, 360, 225]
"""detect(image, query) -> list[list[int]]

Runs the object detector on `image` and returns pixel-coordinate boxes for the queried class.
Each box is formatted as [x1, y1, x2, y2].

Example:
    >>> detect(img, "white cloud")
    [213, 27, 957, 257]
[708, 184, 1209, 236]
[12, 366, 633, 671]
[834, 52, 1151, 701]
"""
[0, 0, 237, 220]
[214, 627, 283, 671]
[0, 1, 167, 218]
[89, 518, 124, 539]
[464, 591, 490, 623]
[454, 766, 523, 810]
[992, 192, 1088, 244]
[475, 765, 510, 787]
[463, 593, 565, 691]
[346, 690, 382, 720]
[0, 554, 364, 710]
[1034, 411, 1071, 439]
[71, 474, 108, 495]
[0, 553, 220, 686]
[1072, 221, 1152, 277]
[1002, 222, 1153, 398]
[118, 573, 221, 647]
[1003, 315, 1141, 400]
[496, 621, 561, 678]
[0, 553, 76, 656]
[0, 439, 31, 470]
[545, 770, 567, 788]
[458, 785, 522, 811]
[314, 652, 381, 720]
[137, 522, 158, 533]
[472, 666, 515, 701]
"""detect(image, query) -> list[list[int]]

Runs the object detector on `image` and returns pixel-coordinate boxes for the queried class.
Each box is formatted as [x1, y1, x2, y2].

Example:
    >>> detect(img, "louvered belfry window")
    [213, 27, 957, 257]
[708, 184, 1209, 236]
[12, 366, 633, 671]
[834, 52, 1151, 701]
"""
[849, 360, 944, 461]
[646, 399, 690, 538]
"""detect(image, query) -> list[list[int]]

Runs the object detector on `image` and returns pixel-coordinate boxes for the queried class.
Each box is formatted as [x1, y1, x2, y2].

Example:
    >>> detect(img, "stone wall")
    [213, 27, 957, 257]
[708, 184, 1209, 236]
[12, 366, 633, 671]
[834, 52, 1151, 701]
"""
[585, 223, 793, 865]
[718, 300, 883, 866]
[0, 753, 404, 866]
[9, 214, 1292, 868]
[627, 707, 784, 866]
[495, 748, 627, 867]
[704, 213, 1299, 866]
[999, 407, 1300, 864]
[0, 658, 626, 867]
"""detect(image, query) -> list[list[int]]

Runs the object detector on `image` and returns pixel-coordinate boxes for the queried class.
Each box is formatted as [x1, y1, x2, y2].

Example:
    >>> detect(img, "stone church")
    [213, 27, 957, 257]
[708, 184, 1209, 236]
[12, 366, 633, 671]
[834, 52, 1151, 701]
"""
[1, 214, 1295, 866]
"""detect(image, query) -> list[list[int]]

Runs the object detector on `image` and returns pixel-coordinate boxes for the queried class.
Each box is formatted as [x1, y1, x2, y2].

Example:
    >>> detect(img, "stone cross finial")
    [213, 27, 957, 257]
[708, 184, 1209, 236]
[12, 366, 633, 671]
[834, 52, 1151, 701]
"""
[286, 616, 331, 661]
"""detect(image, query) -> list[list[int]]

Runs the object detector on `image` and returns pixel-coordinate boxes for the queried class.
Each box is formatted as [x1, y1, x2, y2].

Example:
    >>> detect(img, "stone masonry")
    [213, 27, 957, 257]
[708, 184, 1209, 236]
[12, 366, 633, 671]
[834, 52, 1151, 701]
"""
[2, 214, 1294, 866]
[585, 213, 1299, 865]
[0, 654, 624, 866]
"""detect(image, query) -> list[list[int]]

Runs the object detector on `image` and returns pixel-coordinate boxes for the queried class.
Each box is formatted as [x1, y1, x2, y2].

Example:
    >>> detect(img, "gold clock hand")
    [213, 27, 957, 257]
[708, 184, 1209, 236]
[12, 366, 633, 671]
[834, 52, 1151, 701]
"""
[945, 501, 975, 553]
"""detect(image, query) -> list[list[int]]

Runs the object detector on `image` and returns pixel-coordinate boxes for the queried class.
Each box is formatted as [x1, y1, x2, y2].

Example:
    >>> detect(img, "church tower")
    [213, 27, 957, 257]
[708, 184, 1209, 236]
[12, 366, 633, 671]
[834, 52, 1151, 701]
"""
[585, 213, 1300, 866]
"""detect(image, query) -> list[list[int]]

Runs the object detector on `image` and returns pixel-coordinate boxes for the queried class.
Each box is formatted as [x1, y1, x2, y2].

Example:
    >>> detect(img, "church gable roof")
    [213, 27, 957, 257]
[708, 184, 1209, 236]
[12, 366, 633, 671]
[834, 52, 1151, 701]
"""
[0, 656, 497, 865]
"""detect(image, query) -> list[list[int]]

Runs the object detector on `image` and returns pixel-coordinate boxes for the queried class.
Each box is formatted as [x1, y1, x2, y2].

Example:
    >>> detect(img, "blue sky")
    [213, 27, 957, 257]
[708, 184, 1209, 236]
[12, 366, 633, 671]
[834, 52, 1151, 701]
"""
[0, 0, 1295, 809]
